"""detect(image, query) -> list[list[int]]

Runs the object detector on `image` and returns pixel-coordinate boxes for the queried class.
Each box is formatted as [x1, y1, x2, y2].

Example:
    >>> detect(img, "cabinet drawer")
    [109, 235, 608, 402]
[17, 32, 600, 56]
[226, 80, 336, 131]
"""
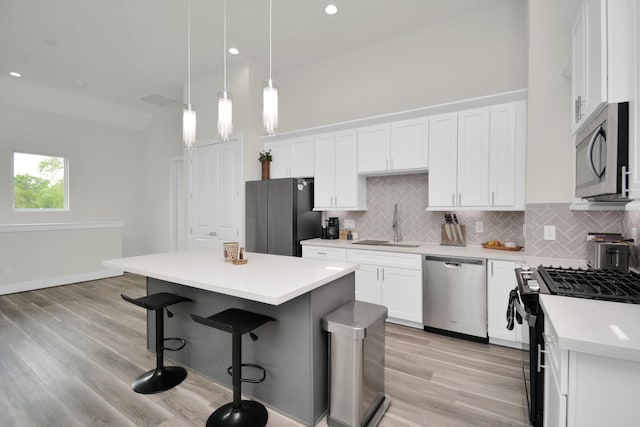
[302, 245, 347, 261]
[544, 318, 569, 395]
[347, 249, 421, 270]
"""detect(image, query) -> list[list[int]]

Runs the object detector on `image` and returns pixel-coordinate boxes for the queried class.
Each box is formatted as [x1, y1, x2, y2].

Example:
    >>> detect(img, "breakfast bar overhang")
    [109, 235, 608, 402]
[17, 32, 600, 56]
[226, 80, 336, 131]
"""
[104, 249, 357, 426]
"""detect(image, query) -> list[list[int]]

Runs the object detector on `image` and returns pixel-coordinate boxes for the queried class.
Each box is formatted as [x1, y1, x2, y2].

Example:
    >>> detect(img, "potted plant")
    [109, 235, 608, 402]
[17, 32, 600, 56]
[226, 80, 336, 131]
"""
[259, 149, 272, 180]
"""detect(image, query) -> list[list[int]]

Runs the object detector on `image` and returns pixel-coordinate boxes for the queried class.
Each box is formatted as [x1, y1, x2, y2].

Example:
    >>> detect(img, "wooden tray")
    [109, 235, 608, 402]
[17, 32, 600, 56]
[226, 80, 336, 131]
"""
[482, 243, 523, 251]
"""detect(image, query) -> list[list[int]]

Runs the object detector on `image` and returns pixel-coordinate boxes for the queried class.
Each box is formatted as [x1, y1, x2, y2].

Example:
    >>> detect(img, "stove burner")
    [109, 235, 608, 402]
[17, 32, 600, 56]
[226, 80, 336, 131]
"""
[537, 266, 640, 303]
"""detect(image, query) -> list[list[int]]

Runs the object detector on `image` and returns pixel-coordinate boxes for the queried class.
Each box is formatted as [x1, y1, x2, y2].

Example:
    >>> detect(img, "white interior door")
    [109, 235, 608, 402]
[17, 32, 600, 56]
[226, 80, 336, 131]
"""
[189, 138, 242, 249]
[170, 157, 186, 251]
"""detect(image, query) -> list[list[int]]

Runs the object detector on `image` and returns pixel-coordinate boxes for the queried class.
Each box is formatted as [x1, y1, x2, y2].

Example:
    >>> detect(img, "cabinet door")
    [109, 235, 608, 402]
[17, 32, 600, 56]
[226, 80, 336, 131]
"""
[381, 266, 422, 324]
[333, 129, 359, 208]
[357, 124, 390, 173]
[629, 2, 640, 199]
[572, 1, 587, 129]
[583, 0, 607, 119]
[489, 103, 517, 207]
[290, 136, 315, 178]
[390, 118, 428, 172]
[457, 107, 490, 207]
[313, 133, 335, 209]
[428, 113, 458, 208]
[355, 264, 382, 305]
[544, 358, 568, 427]
[265, 141, 292, 179]
[487, 260, 520, 345]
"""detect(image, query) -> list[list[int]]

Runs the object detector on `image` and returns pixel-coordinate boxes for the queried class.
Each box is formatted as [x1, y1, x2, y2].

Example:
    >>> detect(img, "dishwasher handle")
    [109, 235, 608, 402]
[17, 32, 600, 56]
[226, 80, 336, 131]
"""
[424, 255, 485, 266]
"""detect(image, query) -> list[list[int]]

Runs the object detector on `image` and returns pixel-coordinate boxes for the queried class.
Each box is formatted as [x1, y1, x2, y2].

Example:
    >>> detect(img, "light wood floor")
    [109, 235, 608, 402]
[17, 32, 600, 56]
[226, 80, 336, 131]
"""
[0, 274, 530, 426]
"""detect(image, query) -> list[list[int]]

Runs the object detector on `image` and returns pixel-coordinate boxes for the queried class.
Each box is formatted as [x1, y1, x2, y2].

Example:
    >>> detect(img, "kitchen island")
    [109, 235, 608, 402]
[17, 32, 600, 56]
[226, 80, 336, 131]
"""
[103, 249, 358, 426]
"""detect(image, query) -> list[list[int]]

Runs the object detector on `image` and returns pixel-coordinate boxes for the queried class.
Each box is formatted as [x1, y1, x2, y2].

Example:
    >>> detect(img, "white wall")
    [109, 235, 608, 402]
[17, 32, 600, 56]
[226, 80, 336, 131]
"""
[0, 103, 147, 255]
[275, 0, 528, 132]
[526, 0, 573, 203]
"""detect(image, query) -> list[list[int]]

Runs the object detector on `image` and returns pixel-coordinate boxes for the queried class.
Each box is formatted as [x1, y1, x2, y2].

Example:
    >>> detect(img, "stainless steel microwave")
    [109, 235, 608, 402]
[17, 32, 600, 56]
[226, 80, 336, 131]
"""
[575, 102, 629, 202]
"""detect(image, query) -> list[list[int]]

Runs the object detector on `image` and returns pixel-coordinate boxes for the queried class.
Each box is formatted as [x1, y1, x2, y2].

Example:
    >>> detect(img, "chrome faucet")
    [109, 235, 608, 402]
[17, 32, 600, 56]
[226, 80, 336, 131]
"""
[392, 203, 401, 242]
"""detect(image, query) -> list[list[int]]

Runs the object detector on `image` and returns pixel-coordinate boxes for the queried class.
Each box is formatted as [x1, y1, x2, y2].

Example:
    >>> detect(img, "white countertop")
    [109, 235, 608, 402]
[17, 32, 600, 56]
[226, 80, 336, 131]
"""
[103, 249, 358, 306]
[540, 294, 640, 363]
[302, 238, 528, 262]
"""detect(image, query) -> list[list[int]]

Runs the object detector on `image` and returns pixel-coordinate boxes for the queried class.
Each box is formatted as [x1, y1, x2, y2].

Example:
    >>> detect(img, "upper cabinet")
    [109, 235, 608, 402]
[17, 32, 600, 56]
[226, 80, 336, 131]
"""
[264, 136, 314, 179]
[314, 130, 367, 210]
[357, 118, 428, 175]
[570, 0, 634, 132]
[427, 101, 526, 211]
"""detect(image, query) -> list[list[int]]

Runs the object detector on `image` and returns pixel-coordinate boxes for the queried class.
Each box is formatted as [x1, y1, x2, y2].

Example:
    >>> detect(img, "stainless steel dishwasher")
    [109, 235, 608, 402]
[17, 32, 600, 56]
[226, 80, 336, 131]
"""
[422, 255, 487, 341]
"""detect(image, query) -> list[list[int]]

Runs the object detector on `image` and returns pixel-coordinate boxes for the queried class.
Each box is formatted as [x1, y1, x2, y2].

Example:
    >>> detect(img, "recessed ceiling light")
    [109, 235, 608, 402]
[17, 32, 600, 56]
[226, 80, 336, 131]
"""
[325, 4, 338, 15]
[9, 71, 22, 78]
[228, 47, 239, 55]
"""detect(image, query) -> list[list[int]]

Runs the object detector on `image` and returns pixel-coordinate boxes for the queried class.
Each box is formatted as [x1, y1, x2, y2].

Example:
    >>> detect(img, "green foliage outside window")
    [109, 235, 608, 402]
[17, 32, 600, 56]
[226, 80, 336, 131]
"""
[13, 153, 66, 210]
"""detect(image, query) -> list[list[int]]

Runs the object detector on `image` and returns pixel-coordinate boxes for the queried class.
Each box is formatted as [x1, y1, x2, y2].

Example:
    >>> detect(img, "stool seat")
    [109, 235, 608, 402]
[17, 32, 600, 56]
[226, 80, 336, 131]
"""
[121, 292, 191, 394]
[121, 292, 191, 311]
[191, 308, 275, 335]
[192, 308, 275, 427]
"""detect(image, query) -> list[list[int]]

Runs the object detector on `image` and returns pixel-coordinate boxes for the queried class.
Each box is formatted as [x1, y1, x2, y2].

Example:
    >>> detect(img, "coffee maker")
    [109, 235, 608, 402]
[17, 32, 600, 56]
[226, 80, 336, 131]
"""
[327, 217, 339, 239]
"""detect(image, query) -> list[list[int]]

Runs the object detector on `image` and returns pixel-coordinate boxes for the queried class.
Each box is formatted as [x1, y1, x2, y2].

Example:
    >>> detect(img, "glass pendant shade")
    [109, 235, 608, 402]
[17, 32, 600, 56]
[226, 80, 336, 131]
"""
[263, 79, 278, 135]
[182, 105, 196, 148]
[217, 91, 233, 141]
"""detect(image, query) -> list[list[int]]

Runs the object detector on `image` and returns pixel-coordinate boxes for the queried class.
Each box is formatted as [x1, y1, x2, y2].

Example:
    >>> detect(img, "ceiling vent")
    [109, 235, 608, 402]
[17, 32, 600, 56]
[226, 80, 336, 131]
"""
[140, 93, 178, 106]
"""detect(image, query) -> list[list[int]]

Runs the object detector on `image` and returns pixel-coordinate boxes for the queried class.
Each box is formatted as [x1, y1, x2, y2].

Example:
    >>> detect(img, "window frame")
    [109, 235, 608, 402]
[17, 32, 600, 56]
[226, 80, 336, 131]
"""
[12, 150, 70, 212]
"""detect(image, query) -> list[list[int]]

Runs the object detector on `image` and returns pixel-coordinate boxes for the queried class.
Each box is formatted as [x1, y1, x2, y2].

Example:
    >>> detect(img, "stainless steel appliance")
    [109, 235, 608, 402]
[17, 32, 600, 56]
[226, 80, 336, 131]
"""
[245, 178, 321, 257]
[422, 256, 487, 341]
[587, 240, 630, 272]
[514, 265, 640, 426]
[575, 102, 629, 201]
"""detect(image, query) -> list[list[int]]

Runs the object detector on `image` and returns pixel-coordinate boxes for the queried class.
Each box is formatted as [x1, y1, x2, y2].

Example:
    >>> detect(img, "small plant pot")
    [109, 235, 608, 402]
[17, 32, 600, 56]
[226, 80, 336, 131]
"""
[261, 161, 270, 180]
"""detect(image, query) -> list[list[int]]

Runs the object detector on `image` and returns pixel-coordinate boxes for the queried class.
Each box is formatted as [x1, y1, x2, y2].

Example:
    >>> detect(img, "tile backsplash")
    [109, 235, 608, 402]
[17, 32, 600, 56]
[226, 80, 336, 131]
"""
[327, 174, 524, 245]
[325, 174, 639, 265]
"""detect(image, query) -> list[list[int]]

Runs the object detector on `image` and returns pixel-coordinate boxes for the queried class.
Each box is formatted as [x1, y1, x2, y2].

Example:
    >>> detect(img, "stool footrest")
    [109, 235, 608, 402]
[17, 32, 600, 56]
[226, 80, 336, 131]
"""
[163, 337, 186, 352]
[227, 363, 266, 384]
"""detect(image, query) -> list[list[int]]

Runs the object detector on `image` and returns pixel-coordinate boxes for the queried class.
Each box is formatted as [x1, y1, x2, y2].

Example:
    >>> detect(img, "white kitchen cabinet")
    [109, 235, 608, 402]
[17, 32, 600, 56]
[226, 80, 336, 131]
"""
[357, 118, 428, 175]
[427, 101, 526, 211]
[487, 260, 529, 349]
[301, 245, 346, 261]
[264, 136, 314, 179]
[625, 3, 640, 200]
[314, 130, 367, 210]
[570, 0, 633, 132]
[347, 249, 422, 328]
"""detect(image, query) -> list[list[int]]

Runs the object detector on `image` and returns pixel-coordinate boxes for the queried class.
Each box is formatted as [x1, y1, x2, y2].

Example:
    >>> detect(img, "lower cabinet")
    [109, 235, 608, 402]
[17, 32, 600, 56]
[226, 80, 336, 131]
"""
[487, 259, 528, 349]
[347, 249, 422, 328]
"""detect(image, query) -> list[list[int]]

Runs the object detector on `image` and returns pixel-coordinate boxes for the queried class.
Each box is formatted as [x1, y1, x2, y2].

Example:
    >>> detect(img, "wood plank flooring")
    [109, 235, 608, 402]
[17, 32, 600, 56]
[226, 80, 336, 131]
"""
[0, 274, 530, 426]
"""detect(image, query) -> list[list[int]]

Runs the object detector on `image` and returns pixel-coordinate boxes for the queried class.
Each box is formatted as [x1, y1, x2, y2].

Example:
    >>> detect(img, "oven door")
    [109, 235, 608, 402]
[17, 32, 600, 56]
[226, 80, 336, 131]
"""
[519, 291, 544, 427]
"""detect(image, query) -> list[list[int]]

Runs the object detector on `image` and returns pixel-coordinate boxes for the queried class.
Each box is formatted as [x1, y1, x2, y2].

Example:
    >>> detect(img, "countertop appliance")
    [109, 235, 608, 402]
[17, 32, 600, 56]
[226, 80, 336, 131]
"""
[575, 102, 629, 202]
[586, 240, 630, 272]
[422, 255, 487, 341]
[245, 178, 321, 257]
[327, 217, 339, 240]
[514, 265, 640, 426]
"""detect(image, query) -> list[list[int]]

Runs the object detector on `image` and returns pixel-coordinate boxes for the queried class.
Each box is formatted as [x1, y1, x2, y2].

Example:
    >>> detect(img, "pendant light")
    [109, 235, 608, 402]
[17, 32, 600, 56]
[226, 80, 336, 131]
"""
[183, 0, 196, 148]
[263, 0, 278, 135]
[217, 0, 233, 141]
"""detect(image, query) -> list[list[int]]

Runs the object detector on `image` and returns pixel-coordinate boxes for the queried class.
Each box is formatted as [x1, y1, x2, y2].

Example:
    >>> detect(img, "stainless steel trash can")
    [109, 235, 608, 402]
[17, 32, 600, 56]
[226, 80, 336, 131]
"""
[322, 301, 391, 427]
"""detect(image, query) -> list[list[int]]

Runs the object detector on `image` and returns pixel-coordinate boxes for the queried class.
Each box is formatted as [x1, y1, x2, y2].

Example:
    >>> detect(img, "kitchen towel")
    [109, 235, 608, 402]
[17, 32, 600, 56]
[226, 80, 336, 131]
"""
[506, 288, 523, 330]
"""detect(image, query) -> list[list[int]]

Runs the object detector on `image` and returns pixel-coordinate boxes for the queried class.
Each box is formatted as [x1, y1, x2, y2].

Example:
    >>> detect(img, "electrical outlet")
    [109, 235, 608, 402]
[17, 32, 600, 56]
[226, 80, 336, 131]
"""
[475, 222, 483, 233]
[544, 225, 556, 241]
[5, 266, 14, 276]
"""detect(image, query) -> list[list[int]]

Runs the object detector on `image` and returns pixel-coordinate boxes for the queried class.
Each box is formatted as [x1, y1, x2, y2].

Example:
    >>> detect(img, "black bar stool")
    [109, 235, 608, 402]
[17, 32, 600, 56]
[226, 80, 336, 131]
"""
[191, 308, 275, 427]
[121, 292, 192, 394]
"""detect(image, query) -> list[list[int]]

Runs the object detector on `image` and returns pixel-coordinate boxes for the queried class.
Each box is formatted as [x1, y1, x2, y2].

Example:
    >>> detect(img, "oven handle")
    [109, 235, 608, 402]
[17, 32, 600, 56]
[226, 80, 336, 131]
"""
[514, 299, 537, 328]
[537, 344, 547, 372]
[587, 125, 606, 179]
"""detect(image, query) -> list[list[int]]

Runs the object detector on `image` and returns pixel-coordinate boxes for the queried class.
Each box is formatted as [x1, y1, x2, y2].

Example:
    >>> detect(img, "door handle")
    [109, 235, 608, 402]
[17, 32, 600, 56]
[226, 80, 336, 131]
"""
[444, 262, 461, 268]
[208, 231, 217, 236]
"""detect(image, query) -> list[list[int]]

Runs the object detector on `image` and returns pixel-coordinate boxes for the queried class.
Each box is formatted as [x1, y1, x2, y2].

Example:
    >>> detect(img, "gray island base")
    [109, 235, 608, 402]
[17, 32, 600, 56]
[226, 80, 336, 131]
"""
[147, 273, 355, 426]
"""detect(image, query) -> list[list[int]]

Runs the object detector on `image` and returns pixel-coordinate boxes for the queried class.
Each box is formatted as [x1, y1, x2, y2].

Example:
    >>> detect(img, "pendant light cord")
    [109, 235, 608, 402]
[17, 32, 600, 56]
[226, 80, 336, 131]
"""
[223, 0, 227, 92]
[269, 0, 272, 80]
[187, 0, 191, 105]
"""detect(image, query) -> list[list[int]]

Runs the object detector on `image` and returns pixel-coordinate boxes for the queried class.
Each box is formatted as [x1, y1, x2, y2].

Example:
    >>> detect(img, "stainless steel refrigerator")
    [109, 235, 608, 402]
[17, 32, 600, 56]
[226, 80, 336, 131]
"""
[245, 178, 321, 257]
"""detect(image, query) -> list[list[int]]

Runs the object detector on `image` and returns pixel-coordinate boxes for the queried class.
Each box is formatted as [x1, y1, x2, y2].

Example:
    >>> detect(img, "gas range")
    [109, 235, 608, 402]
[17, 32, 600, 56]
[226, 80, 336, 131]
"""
[518, 265, 640, 304]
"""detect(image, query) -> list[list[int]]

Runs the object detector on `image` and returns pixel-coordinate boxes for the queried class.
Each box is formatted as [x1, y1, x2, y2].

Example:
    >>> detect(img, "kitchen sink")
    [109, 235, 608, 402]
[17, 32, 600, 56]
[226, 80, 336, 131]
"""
[352, 240, 420, 248]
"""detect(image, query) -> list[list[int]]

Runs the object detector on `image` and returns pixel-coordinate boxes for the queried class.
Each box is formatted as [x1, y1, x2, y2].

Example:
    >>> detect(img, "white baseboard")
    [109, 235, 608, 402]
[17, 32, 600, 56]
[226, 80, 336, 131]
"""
[0, 269, 124, 295]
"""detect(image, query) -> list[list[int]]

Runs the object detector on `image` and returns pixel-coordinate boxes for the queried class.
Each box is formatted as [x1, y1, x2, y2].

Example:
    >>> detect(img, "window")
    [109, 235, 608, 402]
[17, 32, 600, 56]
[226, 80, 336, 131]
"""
[13, 152, 68, 210]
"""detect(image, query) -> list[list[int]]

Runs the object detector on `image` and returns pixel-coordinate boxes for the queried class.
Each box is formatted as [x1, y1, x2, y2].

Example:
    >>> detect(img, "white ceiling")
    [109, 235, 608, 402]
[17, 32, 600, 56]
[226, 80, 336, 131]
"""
[1, 0, 507, 114]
